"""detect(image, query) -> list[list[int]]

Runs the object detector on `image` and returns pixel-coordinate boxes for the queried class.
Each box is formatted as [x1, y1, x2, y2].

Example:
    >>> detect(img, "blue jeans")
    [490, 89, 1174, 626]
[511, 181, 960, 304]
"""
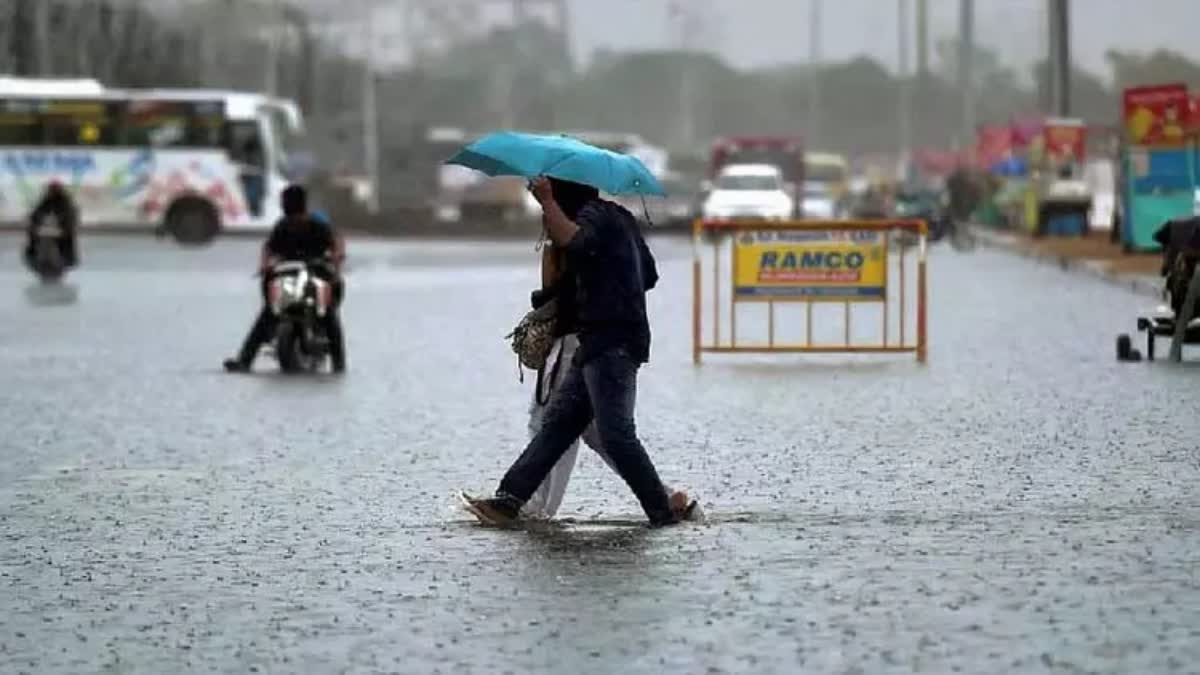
[498, 347, 674, 524]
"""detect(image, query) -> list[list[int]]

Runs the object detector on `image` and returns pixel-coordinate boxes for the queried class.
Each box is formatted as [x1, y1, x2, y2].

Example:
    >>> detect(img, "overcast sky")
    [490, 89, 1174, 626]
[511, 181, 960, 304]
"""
[297, 0, 1200, 82]
[565, 0, 1200, 80]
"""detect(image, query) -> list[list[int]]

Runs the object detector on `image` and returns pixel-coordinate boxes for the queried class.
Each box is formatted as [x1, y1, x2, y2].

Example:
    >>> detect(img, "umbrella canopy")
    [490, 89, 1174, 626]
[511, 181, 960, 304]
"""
[445, 131, 667, 197]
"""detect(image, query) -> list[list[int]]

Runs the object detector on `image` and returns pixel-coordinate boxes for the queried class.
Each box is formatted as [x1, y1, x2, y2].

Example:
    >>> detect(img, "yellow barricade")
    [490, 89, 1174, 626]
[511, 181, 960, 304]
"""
[691, 219, 928, 363]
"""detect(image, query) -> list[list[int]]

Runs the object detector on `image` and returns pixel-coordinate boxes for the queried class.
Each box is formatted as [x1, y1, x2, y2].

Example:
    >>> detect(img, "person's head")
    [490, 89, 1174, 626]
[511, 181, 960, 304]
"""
[548, 177, 599, 219]
[281, 184, 307, 218]
[45, 180, 65, 198]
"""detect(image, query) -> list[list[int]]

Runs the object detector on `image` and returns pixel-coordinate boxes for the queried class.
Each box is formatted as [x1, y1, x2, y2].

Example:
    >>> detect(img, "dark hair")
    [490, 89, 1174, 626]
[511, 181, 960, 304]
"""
[549, 178, 599, 219]
[281, 184, 307, 216]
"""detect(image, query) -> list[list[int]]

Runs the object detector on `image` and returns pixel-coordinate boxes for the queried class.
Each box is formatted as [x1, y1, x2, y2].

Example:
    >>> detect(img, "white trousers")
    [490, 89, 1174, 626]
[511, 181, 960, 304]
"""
[521, 334, 620, 518]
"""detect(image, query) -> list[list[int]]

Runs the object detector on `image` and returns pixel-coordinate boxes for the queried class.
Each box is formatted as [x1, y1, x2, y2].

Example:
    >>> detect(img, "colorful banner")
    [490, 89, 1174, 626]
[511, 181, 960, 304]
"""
[1189, 94, 1200, 134]
[1010, 117, 1045, 147]
[1122, 83, 1190, 146]
[1043, 118, 1087, 164]
[732, 229, 887, 301]
[976, 125, 1014, 170]
[913, 148, 963, 176]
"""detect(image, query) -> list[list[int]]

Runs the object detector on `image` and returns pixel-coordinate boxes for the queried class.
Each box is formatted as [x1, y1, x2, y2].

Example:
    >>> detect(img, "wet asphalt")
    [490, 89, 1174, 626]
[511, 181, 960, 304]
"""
[0, 232, 1198, 674]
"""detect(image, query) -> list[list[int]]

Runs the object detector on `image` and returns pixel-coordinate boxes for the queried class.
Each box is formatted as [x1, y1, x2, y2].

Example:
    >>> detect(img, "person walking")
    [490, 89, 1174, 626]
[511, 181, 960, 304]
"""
[463, 176, 693, 527]
[521, 239, 698, 521]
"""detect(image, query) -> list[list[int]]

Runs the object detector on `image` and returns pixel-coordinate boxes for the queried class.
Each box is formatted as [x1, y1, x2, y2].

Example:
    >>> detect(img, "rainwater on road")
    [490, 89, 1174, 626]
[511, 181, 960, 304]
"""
[1, 233, 1197, 674]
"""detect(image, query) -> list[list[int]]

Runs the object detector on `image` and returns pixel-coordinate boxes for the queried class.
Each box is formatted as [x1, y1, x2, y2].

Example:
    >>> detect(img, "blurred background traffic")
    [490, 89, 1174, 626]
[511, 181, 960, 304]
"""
[3, 0, 1200, 248]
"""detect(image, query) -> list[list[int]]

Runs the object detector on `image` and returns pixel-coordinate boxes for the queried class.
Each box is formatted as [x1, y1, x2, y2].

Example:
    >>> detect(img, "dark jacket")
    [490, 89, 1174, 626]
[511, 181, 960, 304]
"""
[532, 270, 580, 338]
[562, 198, 659, 364]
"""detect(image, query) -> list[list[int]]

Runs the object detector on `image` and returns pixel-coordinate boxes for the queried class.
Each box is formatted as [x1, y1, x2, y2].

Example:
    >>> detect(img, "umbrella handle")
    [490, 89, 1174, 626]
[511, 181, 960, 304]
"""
[640, 194, 655, 228]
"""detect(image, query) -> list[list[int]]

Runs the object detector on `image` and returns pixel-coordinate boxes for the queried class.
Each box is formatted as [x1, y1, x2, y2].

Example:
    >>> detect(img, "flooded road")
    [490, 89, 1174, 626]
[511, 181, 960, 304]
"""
[1, 233, 1197, 673]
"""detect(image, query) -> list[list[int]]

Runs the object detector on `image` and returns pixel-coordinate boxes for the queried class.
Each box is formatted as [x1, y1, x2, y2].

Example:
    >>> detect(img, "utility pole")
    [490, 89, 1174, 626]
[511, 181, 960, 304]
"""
[668, 0, 702, 148]
[898, 0, 912, 175]
[1048, 0, 1071, 116]
[958, 0, 975, 149]
[808, 0, 822, 143]
[32, 0, 50, 76]
[361, 3, 380, 214]
[264, 0, 280, 96]
[915, 0, 928, 78]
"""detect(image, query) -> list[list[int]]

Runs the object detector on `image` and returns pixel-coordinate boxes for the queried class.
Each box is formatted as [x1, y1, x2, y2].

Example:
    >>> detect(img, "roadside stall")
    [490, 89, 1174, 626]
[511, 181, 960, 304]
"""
[1035, 118, 1091, 237]
[1119, 83, 1194, 252]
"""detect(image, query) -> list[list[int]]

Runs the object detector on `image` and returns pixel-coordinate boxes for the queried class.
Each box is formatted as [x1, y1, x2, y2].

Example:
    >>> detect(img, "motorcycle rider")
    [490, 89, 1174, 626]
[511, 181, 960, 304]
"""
[25, 180, 79, 269]
[223, 185, 347, 373]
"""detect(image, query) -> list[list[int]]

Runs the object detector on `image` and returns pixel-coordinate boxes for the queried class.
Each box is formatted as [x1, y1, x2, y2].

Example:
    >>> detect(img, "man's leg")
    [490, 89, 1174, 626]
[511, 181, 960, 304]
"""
[318, 276, 346, 372]
[582, 349, 675, 525]
[225, 279, 274, 369]
[61, 229, 78, 267]
[322, 310, 346, 372]
[225, 305, 276, 371]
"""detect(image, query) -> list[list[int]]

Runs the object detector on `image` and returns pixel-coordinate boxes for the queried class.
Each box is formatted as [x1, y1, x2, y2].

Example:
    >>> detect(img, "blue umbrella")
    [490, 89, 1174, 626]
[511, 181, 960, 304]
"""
[445, 131, 667, 197]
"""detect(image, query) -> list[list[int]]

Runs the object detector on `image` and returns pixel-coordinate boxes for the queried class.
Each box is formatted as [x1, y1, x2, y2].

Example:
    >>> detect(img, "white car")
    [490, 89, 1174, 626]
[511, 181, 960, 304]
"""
[801, 182, 837, 219]
[702, 164, 794, 220]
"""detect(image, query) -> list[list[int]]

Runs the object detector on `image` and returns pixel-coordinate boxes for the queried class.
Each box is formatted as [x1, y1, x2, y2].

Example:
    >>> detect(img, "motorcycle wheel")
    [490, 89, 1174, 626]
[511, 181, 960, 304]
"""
[33, 241, 64, 282]
[276, 322, 307, 374]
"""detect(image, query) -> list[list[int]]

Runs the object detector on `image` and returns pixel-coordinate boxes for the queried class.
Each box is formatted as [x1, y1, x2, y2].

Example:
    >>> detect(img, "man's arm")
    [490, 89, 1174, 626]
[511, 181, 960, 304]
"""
[259, 242, 274, 273]
[530, 177, 579, 247]
[260, 224, 282, 273]
[331, 230, 346, 272]
[540, 196, 580, 247]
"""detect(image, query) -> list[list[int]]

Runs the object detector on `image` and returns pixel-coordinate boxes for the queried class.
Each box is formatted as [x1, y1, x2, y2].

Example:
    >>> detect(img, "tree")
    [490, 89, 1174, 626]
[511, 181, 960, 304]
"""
[1031, 61, 1113, 124]
[1106, 49, 1200, 90]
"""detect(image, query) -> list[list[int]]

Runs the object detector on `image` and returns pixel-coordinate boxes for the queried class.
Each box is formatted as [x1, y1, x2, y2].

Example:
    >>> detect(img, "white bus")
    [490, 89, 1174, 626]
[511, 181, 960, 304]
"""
[0, 77, 306, 243]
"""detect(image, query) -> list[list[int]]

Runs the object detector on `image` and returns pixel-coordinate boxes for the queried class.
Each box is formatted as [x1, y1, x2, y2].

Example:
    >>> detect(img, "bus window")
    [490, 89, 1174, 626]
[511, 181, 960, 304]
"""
[189, 115, 224, 147]
[0, 117, 41, 145]
[41, 100, 117, 146]
[124, 100, 224, 148]
[125, 114, 188, 147]
[43, 115, 116, 146]
[0, 99, 42, 144]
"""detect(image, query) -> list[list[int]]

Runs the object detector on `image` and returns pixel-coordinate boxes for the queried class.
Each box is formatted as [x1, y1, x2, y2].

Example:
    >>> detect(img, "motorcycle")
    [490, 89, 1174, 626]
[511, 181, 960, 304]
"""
[265, 258, 336, 373]
[25, 218, 67, 282]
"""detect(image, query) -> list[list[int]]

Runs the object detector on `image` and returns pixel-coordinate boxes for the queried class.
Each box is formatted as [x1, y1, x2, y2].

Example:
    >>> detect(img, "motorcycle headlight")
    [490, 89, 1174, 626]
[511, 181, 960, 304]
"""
[278, 277, 304, 304]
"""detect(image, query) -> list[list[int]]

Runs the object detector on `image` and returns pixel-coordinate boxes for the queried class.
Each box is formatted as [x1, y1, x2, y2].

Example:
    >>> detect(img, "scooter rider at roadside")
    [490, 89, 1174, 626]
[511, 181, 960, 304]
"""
[25, 180, 80, 269]
[223, 185, 347, 373]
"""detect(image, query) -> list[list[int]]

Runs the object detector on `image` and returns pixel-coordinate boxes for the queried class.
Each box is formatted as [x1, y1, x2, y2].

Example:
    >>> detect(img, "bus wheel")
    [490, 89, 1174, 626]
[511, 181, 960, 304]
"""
[164, 197, 220, 245]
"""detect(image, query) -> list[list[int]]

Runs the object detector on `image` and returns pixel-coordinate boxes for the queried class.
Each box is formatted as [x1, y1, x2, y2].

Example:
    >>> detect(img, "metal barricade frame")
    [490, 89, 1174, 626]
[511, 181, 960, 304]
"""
[691, 218, 928, 364]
